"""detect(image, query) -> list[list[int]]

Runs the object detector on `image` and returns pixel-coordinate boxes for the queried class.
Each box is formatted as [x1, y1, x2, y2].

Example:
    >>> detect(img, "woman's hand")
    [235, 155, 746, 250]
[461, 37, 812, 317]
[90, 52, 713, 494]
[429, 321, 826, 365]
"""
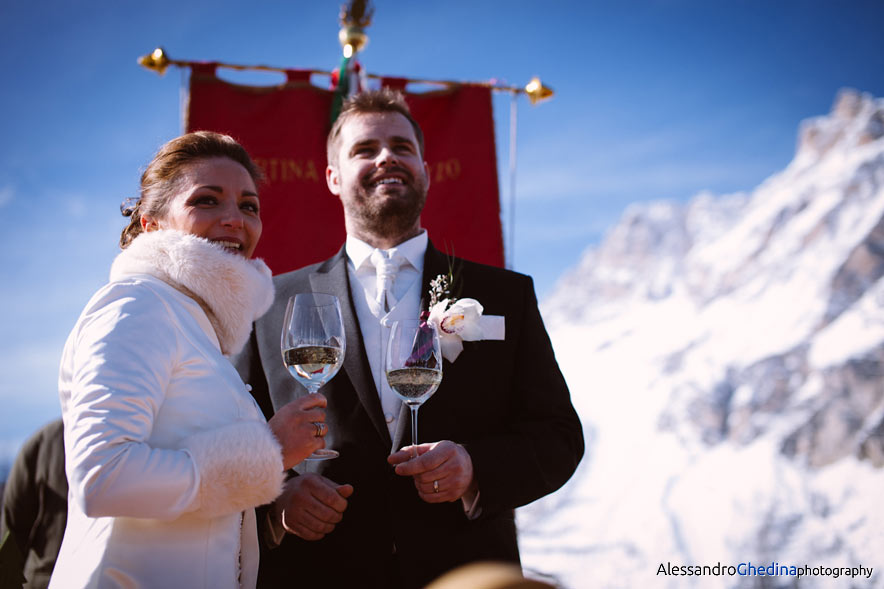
[268, 394, 328, 469]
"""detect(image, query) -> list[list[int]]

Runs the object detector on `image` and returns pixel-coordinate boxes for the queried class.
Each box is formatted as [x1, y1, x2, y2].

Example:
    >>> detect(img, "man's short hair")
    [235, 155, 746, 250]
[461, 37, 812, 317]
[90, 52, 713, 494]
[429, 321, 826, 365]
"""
[326, 88, 425, 165]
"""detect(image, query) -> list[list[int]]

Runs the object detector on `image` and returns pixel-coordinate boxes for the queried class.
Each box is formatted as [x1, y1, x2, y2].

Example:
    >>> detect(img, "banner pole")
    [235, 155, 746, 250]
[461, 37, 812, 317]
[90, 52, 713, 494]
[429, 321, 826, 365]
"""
[178, 67, 187, 134]
[508, 92, 519, 270]
[137, 47, 554, 100]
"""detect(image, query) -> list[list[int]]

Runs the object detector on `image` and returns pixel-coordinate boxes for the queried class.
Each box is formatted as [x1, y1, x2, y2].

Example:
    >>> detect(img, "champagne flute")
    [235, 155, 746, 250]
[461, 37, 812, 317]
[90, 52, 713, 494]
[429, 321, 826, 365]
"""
[281, 293, 345, 460]
[386, 319, 443, 459]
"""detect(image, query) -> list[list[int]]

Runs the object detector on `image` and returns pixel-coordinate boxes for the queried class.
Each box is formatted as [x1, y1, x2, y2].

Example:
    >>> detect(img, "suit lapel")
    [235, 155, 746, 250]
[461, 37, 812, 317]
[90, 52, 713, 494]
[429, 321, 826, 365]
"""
[309, 248, 392, 447]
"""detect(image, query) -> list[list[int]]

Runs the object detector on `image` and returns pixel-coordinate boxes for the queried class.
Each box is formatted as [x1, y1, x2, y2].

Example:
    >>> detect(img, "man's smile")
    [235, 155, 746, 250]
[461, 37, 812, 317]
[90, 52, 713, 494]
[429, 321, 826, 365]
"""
[364, 166, 413, 189]
[374, 177, 404, 185]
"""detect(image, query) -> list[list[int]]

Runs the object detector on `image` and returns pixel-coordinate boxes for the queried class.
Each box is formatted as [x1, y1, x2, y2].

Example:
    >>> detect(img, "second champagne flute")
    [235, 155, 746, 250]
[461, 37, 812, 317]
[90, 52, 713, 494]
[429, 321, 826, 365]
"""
[281, 293, 345, 460]
[386, 319, 443, 459]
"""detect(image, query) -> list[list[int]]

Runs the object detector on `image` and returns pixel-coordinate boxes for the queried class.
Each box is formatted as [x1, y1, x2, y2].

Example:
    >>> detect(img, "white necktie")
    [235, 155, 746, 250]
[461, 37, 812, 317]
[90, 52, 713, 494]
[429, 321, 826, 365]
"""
[370, 249, 403, 312]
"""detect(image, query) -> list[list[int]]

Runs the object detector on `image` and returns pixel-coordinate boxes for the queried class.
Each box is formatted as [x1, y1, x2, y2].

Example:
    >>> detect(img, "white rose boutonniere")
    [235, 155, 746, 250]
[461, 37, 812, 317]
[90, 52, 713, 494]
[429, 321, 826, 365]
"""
[423, 273, 505, 362]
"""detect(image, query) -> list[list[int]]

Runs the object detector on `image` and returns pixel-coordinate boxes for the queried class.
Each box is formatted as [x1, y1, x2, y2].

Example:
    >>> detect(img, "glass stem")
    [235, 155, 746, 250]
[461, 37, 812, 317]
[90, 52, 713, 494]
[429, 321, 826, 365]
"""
[410, 405, 420, 459]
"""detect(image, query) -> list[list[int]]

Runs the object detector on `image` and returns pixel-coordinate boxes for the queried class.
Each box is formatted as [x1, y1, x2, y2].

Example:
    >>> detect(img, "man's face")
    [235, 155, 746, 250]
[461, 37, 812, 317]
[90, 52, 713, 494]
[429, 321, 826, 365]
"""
[326, 112, 430, 240]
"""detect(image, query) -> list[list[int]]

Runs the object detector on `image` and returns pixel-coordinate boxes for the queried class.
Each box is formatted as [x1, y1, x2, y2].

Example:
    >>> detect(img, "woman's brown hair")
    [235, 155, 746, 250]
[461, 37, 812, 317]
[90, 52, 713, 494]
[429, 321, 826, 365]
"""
[120, 131, 263, 249]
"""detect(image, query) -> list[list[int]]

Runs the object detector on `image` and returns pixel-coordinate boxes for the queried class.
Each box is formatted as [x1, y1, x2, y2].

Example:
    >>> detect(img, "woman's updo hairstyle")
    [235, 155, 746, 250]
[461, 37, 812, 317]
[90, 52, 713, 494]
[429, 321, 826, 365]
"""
[120, 131, 263, 249]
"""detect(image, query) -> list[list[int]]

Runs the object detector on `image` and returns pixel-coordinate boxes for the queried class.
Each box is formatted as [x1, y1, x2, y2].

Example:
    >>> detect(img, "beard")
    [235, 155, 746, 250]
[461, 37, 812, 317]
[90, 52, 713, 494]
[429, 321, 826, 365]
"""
[342, 166, 428, 238]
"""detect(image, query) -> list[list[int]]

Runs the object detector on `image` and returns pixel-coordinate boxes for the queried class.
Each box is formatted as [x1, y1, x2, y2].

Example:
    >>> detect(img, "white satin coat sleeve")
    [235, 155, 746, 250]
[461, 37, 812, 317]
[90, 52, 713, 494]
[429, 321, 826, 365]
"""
[60, 281, 282, 521]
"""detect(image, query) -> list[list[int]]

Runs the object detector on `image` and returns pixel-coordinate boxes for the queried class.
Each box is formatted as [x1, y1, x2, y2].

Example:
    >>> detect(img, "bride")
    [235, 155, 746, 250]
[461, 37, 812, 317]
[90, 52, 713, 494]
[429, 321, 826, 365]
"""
[51, 131, 326, 588]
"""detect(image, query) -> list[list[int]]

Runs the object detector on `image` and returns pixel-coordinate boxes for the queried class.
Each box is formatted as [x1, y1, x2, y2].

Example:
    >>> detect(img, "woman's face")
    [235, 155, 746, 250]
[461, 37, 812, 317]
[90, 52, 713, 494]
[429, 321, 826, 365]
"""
[142, 157, 262, 258]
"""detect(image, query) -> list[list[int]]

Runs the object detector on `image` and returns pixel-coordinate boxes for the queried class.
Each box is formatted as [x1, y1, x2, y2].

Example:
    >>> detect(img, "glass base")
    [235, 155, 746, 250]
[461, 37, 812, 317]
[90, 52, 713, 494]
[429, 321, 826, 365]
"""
[305, 448, 339, 461]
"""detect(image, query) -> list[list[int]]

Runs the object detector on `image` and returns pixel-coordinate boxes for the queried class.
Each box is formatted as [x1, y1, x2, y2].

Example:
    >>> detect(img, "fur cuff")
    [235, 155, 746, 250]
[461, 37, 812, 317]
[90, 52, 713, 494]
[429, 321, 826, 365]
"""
[182, 420, 284, 518]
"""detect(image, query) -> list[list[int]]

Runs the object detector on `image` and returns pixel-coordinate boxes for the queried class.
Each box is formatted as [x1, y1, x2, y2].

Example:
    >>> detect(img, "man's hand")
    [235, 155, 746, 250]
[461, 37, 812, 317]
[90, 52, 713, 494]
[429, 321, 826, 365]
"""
[274, 473, 353, 541]
[388, 440, 477, 503]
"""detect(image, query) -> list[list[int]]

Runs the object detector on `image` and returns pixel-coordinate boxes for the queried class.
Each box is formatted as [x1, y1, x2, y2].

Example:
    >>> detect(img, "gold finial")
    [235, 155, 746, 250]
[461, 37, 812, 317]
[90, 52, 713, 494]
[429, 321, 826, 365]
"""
[338, 0, 373, 56]
[525, 76, 554, 105]
[138, 47, 171, 76]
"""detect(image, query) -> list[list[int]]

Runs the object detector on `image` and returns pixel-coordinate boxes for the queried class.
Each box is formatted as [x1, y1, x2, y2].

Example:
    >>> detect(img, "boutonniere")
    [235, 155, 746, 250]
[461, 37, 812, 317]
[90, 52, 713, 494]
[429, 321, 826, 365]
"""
[422, 271, 505, 363]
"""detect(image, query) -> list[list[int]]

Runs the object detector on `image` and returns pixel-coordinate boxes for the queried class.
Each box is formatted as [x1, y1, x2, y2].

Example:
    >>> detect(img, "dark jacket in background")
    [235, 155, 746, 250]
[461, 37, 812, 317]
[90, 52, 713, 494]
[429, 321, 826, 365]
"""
[0, 419, 67, 589]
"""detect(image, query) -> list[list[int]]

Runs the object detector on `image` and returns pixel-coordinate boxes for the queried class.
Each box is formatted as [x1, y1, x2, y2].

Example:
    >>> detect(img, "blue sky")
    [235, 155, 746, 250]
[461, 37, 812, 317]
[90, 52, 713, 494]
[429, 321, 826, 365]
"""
[2, 0, 883, 461]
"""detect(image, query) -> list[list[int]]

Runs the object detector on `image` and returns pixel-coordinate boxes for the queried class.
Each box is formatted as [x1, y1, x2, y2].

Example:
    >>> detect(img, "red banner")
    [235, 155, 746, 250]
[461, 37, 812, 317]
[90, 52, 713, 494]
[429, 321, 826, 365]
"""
[186, 64, 503, 274]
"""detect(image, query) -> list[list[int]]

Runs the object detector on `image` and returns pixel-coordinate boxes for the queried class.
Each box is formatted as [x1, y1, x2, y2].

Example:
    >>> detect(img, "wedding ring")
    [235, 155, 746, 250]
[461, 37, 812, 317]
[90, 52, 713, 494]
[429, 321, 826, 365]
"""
[312, 422, 324, 437]
[433, 480, 440, 494]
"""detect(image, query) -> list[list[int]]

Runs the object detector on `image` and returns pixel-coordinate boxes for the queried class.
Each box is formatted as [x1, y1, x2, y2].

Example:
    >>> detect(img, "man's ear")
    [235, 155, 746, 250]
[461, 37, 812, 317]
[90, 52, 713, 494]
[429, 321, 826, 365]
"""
[326, 164, 341, 196]
[423, 161, 431, 192]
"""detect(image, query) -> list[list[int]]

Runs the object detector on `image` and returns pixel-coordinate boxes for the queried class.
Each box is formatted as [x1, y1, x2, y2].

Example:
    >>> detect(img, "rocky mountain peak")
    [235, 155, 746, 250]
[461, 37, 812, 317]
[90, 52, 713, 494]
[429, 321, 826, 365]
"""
[795, 88, 884, 164]
[523, 89, 884, 588]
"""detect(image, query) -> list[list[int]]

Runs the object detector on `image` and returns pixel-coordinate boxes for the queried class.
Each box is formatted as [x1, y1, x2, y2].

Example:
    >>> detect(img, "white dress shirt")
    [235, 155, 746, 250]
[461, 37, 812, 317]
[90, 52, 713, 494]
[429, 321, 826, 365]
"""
[346, 231, 427, 443]
[345, 231, 481, 518]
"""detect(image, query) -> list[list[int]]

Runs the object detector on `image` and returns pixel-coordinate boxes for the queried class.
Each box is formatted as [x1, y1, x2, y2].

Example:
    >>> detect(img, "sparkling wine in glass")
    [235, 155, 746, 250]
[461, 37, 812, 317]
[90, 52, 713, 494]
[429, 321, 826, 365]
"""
[281, 293, 345, 460]
[386, 319, 442, 459]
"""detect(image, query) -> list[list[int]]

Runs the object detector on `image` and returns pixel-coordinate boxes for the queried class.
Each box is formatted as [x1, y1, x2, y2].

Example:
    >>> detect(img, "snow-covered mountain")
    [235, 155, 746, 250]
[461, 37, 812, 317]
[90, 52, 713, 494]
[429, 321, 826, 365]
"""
[518, 89, 884, 589]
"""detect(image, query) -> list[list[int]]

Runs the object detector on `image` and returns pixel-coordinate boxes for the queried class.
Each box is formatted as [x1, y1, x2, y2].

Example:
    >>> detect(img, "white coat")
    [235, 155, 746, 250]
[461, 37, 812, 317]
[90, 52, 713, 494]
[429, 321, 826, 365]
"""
[51, 230, 284, 589]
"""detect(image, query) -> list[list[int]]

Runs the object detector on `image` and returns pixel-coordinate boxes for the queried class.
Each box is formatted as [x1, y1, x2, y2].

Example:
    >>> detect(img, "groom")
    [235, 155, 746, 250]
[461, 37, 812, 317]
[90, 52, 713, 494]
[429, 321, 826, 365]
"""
[235, 88, 583, 589]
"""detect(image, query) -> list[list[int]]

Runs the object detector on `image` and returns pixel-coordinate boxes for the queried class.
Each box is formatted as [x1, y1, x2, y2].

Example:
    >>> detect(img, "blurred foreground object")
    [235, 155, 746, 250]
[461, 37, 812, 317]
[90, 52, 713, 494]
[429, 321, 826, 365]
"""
[425, 562, 555, 589]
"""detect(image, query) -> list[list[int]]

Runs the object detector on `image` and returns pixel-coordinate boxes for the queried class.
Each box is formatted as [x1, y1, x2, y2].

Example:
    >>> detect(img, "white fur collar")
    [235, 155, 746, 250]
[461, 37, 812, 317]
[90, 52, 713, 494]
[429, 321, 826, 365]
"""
[109, 230, 274, 356]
